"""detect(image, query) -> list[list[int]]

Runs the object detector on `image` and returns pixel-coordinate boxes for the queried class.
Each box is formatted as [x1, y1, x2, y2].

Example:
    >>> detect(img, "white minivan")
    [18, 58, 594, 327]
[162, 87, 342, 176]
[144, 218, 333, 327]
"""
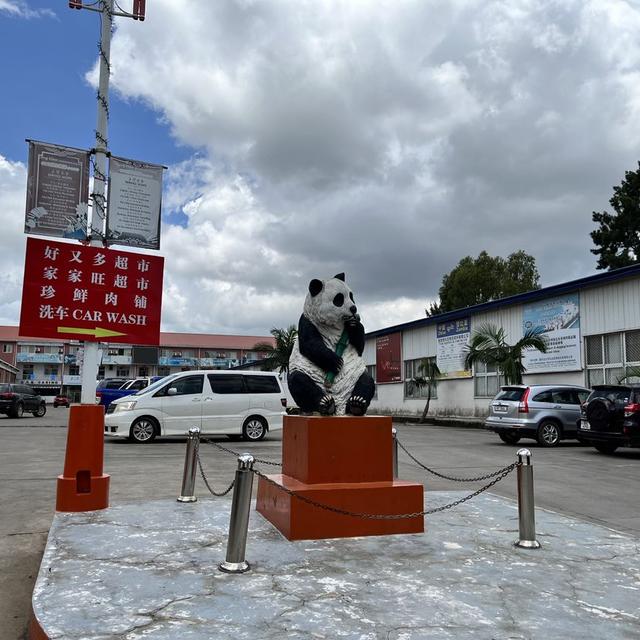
[104, 370, 286, 443]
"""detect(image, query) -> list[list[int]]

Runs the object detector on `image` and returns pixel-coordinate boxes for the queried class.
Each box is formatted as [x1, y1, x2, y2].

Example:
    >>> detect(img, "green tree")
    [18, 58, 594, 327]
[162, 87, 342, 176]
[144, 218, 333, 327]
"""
[253, 326, 298, 374]
[463, 323, 547, 385]
[591, 163, 640, 270]
[412, 358, 441, 422]
[427, 250, 540, 316]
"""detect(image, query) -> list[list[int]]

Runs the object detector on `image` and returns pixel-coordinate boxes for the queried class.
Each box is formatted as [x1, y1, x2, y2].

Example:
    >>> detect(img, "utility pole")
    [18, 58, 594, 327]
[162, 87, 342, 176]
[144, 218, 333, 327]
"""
[69, 0, 146, 404]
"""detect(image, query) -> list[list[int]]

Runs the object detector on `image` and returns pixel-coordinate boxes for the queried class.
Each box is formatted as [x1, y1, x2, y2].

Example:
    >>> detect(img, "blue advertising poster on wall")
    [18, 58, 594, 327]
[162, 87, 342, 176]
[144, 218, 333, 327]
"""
[436, 317, 472, 379]
[522, 294, 581, 372]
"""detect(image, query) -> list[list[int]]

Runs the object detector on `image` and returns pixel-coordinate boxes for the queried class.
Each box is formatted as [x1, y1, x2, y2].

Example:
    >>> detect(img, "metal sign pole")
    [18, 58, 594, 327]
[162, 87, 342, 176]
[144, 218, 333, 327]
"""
[80, 0, 113, 404]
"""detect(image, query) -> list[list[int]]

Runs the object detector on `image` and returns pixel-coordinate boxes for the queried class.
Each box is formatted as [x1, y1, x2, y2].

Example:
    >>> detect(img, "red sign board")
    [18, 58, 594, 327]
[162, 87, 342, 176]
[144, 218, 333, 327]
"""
[376, 333, 402, 383]
[19, 237, 164, 345]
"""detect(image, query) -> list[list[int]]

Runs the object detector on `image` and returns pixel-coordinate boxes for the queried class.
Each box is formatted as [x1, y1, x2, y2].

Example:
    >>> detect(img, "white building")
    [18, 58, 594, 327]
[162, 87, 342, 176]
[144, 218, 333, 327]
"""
[364, 263, 640, 417]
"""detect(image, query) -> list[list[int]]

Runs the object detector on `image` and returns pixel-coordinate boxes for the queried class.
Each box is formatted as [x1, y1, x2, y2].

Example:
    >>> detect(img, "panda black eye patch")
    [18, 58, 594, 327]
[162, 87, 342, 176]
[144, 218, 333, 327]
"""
[333, 293, 344, 307]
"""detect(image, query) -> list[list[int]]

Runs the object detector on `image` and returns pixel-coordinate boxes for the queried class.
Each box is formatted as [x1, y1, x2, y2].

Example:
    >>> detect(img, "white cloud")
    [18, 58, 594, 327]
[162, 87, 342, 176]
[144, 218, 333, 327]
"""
[4, 0, 640, 337]
[0, 0, 55, 19]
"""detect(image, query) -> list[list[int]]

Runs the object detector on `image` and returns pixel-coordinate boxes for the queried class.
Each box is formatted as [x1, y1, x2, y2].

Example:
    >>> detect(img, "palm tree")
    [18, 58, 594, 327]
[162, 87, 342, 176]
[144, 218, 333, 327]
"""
[412, 358, 441, 423]
[463, 323, 547, 385]
[253, 326, 298, 374]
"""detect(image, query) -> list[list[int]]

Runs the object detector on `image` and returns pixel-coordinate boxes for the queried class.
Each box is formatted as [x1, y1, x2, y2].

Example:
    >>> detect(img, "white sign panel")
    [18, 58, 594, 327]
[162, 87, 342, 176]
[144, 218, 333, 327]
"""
[522, 294, 581, 373]
[436, 318, 472, 379]
[106, 156, 163, 249]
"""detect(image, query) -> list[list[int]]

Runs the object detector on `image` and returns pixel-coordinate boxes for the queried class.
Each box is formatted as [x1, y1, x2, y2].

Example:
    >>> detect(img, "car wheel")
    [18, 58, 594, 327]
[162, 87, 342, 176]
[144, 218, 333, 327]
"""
[33, 403, 46, 417]
[594, 443, 618, 455]
[242, 416, 267, 441]
[129, 417, 157, 443]
[499, 432, 521, 445]
[537, 420, 561, 447]
[12, 403, 24, 419]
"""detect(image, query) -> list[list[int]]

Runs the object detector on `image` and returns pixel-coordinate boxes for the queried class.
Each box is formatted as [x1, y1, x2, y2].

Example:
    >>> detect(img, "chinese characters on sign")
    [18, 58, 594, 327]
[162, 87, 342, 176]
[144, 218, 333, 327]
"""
[106, 156, 163, 250]
[522, 294, 581, 372]
[19, 237, 164, 345]
[24, 141, 90, 240]
[376, 333, 402, 383]
[436, 317, 472, 379]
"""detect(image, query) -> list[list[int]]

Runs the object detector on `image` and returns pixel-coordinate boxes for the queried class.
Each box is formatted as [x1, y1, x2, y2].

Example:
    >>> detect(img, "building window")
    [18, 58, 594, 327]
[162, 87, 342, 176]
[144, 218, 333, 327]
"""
[2, 344, 12, 353]
[98, 366, 105, 379]
[157, 366, 170, 376]
[404, 358, 438, 399]
[474, 361, 501, 398]
[116, 366, 130, 378]
[585, 330, 640, 385]
[44, 365, 59, 377]
[69, 365, 80, 376]
[138, 366, 149, 377]
[22, 364, 34, 380]
[366, 365, 378, 398]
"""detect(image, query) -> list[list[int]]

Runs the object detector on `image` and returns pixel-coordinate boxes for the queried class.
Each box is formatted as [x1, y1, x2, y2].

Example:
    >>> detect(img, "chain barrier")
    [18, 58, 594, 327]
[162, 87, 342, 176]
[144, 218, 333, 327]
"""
[200, 437, 282, 467]
[396, 438, 513, 483]
[252, 463, 517, 519]
[195, 443, 235, 497]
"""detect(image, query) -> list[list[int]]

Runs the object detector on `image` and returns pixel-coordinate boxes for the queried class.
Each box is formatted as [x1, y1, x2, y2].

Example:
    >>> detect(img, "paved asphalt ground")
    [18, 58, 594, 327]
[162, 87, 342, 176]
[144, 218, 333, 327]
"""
[2, 409, 640, 639]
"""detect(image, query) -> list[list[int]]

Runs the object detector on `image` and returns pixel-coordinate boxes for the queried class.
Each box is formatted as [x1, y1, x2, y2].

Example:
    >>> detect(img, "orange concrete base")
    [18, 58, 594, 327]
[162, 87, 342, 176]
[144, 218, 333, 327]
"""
[256, 474, 424, 540]
[256, 414, 424, 540]
[55, 404, 109, 512]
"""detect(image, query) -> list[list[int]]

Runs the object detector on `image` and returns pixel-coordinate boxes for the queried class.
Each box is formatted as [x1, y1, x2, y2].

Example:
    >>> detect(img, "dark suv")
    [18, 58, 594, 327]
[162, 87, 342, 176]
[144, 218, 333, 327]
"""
[577, 385, 640, 454]
[0, 383, 47, 418]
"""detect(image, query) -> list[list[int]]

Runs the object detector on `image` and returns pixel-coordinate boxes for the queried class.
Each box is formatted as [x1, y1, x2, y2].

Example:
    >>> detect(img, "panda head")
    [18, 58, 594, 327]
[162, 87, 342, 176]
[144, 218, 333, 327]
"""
[303, 273, 358, 328]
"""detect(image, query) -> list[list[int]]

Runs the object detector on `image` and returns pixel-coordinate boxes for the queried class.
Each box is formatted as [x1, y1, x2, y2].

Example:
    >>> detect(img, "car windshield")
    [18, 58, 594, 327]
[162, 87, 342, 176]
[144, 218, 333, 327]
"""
[0, 384, 9, 393]
[589, 387, 631, 403]
[133, 374, 176, 396]
[495, 387, 526, 401]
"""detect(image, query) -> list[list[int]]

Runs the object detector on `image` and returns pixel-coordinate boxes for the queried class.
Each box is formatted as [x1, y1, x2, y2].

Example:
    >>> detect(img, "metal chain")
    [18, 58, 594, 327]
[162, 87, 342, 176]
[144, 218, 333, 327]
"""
[195, 444, 235, 497]
[200, 437, 282, 467]
[396, 438, 513, 483]
[252, 463, 517, 519]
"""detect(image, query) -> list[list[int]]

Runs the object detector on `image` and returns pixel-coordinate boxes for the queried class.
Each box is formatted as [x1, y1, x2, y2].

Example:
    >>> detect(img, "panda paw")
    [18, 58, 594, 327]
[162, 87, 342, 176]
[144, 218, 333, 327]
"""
[347, 395, 367, 416]
[319, 395, 336, 416]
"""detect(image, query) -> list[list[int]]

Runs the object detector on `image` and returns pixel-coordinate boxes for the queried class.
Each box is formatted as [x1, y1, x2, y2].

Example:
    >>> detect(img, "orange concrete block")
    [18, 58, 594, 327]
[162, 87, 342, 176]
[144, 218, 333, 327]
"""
[282, 414, 393, 484]
[256, 474, 424, 540]
[55, 404, 110, 512]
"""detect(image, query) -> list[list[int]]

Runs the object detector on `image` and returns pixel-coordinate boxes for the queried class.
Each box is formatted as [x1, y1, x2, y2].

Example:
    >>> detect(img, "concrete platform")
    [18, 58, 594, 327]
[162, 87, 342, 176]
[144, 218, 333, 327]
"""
[31, 492, 640, 639]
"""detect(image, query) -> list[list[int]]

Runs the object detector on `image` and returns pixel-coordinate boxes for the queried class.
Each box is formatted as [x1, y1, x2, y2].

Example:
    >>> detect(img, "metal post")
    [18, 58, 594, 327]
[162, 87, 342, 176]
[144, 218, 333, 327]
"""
[514, 448, 540, 549]
[80, 0, 113, 405]
[219, 454, 255, 574]
[177, 427, 200, 503]
[392, 427, 398, 479]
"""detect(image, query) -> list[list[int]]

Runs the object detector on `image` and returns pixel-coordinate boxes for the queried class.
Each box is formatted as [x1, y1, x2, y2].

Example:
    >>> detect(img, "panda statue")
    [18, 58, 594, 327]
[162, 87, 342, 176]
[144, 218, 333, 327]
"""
[288, 273, 376, 416]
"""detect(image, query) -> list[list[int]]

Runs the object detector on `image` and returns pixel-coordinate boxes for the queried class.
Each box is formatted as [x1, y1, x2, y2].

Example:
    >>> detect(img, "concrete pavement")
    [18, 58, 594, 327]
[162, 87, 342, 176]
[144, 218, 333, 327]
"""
[31, 490, 640, 638]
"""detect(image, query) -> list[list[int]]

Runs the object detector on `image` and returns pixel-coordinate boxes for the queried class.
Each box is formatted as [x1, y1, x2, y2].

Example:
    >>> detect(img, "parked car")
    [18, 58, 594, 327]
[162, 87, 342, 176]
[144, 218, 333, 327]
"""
[577, 384, 640, 454]
[0, 383, 47, 418]
[96, 376, 163, 407]
[104, 370, 286, 443]
[53, 395, 70, 408]
[484, 384, 591, 447]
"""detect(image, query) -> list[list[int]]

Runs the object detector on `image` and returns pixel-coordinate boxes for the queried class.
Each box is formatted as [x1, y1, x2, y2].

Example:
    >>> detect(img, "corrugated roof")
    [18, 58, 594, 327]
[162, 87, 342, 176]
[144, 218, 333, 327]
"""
[366, 262, 640, 339]
[0, 326, 274, 349]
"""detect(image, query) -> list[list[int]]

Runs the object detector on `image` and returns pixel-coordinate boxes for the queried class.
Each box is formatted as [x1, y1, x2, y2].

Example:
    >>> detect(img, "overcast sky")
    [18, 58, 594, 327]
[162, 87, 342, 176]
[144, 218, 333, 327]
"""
[1, 0, 639, 336]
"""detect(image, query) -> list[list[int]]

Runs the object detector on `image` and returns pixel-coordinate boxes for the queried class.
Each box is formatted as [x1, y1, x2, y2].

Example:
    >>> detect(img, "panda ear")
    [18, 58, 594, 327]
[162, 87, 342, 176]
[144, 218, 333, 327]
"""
[309, 279, 323, 297]
[334, 273, 345, 282]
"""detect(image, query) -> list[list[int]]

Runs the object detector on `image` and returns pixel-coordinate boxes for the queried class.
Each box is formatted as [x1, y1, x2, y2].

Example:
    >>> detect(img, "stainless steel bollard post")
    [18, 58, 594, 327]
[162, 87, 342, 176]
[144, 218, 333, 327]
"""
[219, 454, 255, 574]
[392, 427, 398, 479]
[177, 427, 200, 503]
[514, 448, 540, 549]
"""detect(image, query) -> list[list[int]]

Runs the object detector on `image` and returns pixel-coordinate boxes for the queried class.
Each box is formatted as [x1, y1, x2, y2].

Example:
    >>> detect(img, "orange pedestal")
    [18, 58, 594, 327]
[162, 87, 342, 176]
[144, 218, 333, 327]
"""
[55, 404, 110, 512]
[256, 415, 424, 540]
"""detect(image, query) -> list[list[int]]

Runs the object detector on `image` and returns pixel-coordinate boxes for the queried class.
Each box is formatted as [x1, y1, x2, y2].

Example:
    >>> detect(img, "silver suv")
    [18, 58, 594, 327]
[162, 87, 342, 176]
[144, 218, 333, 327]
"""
[485, 384, 590, 447]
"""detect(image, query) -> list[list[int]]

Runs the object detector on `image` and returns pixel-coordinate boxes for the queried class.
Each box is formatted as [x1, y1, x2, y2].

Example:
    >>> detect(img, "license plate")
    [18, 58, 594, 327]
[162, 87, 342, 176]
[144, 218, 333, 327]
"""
[494, 405, 508, 413]
[580, 420, 590, 430]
